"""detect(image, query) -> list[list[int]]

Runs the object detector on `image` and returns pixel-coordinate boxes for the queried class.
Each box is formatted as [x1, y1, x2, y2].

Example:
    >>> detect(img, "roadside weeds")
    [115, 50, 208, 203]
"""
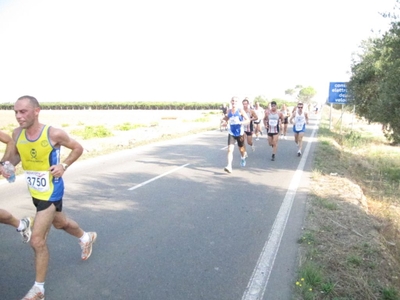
[294, 106, 400, 299]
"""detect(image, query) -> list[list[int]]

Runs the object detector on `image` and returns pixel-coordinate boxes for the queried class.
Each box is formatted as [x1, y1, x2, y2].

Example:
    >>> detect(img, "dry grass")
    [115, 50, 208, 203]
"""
[295, 106, 400, 300]
[0, 109, 220, 162]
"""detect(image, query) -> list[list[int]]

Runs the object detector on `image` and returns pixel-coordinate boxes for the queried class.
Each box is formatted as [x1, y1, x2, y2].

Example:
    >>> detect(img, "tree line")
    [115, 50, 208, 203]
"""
[0, 102, 222, 111]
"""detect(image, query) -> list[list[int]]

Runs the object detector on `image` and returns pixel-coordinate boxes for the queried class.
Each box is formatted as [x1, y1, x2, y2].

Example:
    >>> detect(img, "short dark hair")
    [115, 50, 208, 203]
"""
[271, 101, 277, 106]
[17, 95, 40, 108]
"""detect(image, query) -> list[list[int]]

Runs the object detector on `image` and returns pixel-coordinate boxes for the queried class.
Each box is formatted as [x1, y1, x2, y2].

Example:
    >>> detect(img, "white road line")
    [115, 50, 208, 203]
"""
[242, 122, 318, 300]
[127, 163, 190, 191]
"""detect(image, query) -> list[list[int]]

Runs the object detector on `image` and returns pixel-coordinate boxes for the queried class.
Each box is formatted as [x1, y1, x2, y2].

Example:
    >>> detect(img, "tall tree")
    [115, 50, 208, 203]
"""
[348, 9, 400, 143]
[297, 86, 317, 105]
[285, 85, 303, 103]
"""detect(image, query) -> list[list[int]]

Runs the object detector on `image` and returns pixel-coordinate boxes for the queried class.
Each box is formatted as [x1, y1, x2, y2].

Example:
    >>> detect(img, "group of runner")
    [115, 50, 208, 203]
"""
[0, 95, 309, 298]
[222, 96, 309, 173]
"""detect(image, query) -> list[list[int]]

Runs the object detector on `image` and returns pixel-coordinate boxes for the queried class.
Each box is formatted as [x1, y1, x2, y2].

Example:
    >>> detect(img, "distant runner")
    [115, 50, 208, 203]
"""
[290, 102, 309, 157]
[253, 101, 264, 141]
[264, 101, 284, 161]
[242, 98, 258, 152]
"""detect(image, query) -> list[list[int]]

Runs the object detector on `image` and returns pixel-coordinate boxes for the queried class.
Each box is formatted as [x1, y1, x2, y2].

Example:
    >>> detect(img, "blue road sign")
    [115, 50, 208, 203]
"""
[328, 82, 348, 104]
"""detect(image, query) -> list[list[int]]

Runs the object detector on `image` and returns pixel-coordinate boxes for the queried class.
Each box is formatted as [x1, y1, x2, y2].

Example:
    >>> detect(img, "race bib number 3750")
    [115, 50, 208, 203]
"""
[25, 171, 50, 192]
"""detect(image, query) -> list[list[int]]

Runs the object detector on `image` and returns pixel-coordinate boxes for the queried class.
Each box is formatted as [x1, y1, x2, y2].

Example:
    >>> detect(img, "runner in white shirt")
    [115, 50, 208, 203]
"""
[289, 102, 309, 156]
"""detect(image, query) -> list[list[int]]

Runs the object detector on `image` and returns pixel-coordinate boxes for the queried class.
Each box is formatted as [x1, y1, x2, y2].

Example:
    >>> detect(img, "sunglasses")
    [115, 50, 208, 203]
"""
[298, 106, 303, 108]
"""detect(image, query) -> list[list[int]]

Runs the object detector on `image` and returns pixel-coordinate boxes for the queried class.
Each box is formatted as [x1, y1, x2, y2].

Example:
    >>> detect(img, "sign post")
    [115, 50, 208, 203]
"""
[328, 82, 348, 130]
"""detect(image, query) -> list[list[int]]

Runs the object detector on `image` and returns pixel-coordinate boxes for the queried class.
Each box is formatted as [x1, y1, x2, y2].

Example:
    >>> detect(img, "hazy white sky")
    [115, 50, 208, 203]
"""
[0, 0, 395, 103]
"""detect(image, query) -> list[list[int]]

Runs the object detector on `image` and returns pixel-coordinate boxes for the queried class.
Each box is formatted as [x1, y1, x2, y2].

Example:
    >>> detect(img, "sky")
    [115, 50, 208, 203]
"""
[0, 0, 396, 104]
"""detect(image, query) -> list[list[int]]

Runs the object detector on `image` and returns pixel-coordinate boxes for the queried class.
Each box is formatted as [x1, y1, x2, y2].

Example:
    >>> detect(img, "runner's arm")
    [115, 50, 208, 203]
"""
[6, 129, 22, 167]
[279, 112, 284, 123]
[0, 131, 15, 162]
[223, 111, 229, 121]
[240, 109, 250, 125]
[251, 110, 258, 122]
[289, 112, 295, 124]
[0, 131, 18, 177]
[263, 112, 269, 129]
[48, 127, 84, 177]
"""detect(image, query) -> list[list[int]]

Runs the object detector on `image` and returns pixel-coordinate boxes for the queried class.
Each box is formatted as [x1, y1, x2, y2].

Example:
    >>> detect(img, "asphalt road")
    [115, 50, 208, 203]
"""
[0, 115, 319, 300]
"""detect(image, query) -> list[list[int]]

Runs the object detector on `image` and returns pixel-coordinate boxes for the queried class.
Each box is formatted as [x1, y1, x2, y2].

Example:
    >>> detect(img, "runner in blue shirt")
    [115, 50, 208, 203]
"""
[222, 96, 250, 173]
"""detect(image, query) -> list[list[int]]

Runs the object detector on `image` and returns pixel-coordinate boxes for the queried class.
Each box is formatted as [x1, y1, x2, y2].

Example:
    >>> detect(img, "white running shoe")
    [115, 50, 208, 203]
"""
[224, 166, 232, 173]
[80, 232, 97, 260]
[18, 217, 34, 243]
[21, 285, 45, 300]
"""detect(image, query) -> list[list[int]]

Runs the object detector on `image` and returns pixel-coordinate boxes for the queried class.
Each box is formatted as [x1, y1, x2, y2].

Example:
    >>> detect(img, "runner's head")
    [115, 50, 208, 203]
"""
[14, 95, 41, 129]
[297, 102, 304, 110]
[270, 101, 277, 111]
[242, 98, 250, 108]
[231, 96, 239, 108]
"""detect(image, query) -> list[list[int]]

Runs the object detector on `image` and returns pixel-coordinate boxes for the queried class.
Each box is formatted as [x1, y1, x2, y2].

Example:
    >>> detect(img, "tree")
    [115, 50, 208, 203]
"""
[347, 9, 400, 143]
[297, 86, 317, 106]
[253, 95, 269, 108]
[285, 85, 303, 103]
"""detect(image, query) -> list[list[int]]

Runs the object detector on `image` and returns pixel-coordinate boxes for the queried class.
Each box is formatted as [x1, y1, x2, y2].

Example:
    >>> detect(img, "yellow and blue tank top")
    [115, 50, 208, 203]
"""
[16, 125, 64, 201]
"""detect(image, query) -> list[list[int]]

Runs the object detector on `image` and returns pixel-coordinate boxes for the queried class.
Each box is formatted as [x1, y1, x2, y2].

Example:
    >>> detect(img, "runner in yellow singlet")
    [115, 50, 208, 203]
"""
[8, 96, 97, 300]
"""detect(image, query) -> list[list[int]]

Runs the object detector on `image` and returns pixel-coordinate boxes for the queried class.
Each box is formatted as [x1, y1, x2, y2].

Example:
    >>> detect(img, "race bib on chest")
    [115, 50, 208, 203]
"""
[295, 122, 305, 131]
[25, 171, 50, 192]
[229, 116, 242, 125]
[269, 119, 278, 127]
